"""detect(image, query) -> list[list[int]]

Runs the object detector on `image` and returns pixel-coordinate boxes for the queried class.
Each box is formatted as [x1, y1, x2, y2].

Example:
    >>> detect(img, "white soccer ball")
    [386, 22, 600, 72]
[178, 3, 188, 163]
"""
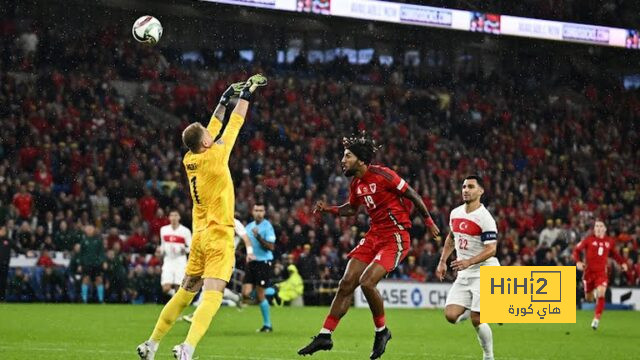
[132, 16, 163, 45]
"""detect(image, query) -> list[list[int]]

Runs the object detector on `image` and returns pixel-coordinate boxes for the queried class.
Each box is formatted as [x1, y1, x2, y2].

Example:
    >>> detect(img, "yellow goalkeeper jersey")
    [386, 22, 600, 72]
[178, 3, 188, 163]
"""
[182, 112, 244, 232]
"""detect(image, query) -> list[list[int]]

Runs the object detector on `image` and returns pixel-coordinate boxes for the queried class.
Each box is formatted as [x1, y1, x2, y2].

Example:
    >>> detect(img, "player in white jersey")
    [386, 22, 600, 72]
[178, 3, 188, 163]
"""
[436, 175, 498, 360]
[222, 218, 255, 306]
[160, 210, 192, 297]
[183, 218, 254, 321]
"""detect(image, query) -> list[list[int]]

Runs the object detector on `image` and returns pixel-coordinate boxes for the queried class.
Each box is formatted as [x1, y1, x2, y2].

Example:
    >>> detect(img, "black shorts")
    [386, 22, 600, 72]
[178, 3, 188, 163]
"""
[243, 260, 272, 287]
[82, 265, 103, 279]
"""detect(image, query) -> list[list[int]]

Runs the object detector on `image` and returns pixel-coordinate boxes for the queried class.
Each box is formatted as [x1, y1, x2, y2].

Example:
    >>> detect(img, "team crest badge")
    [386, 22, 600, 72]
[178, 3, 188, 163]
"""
[369, 183, 377, 193]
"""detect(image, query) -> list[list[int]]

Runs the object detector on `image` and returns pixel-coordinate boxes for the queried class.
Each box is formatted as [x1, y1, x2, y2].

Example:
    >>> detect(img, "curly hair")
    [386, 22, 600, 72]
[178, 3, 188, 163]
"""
[342, 132, 381, 164]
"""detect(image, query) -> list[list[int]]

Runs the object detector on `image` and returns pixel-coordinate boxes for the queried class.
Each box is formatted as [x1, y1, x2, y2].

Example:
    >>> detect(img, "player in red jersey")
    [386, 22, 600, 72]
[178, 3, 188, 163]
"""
[572, 220, 628, 330]
[298, 134, 440, 359]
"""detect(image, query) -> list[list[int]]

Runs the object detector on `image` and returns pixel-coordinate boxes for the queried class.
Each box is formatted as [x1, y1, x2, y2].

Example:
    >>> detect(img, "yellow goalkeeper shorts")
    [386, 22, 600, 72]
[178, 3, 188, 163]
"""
[185, 224, 235, 282]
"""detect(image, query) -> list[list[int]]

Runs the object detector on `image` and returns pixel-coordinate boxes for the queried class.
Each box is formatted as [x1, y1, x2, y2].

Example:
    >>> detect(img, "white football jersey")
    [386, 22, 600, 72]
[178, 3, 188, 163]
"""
[160, 224, 192, 261]
[449, 203, 499, 278]
[234, 218, 247, 248]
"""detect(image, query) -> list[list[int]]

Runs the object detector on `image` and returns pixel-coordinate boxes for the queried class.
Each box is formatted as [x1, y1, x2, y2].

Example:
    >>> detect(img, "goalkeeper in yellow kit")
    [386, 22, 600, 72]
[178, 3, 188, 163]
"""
[137, 74, 267, 360]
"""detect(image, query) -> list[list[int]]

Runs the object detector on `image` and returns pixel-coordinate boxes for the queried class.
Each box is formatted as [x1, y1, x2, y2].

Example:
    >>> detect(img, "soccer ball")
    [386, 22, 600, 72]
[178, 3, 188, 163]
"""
[132, 16, 163, 45]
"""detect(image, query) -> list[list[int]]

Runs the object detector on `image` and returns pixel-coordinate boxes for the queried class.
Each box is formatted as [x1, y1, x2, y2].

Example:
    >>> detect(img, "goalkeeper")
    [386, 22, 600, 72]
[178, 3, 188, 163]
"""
[137, 74, 267, 360]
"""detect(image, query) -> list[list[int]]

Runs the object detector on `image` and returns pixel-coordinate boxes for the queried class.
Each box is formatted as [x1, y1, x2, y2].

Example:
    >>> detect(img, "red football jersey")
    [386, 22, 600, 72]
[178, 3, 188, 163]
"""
[348, 165, 411, 233]
[572, 235, 625, 274]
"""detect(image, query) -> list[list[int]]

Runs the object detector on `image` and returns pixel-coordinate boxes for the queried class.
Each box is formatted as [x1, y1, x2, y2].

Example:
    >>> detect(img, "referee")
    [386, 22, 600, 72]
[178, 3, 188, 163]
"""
[242, 203, 276, 332]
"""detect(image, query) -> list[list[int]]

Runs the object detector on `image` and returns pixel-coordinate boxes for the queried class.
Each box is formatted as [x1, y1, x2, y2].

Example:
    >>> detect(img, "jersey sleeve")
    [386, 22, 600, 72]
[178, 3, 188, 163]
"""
[572, 237, 588, 263]
[159, 227, 167, 254]
[219, 112, 245, 162]
[374, 167, 409, 194]
[480, 211, 498, 244]
[265, 222, 276, 243]
[609, 238, 626, 265]
[206, 114, 223, 138]
[234, 219, 247, 237]
[184, 228, 192, 254]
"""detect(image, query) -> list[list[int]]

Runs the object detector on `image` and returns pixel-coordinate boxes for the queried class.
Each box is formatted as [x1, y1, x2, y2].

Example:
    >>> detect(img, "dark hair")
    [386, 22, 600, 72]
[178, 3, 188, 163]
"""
[342, 132, 380, 164]
[253, 202, 266, 208]
[464, 175, 485, 189]
[182, 123, 204, 152]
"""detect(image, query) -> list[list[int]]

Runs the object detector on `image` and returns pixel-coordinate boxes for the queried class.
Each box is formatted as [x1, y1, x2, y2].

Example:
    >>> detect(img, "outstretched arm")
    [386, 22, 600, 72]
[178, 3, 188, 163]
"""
[610, 241, 628, 271]
[403, 186, 440, 236]
[219, 101, 247, 161]
[206, 82, 244, 135]
[209, 103, 226, 128]
[221, 75, 267, 162]
[314, 201, 358, 217]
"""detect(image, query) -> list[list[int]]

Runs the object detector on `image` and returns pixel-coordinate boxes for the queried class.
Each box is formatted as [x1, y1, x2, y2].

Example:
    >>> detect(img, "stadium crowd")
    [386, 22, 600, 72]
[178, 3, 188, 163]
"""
[1, 19, 639, 303]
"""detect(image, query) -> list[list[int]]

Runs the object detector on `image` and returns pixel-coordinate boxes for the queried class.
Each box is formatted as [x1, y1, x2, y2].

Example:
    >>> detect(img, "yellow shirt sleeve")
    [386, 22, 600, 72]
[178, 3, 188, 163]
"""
[220, 112, 245, 162]
[206, 114, 223, 138]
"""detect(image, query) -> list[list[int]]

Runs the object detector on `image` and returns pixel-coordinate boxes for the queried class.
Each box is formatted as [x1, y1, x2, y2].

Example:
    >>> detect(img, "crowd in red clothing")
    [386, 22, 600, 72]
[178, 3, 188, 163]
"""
[1, 17, 639, 305]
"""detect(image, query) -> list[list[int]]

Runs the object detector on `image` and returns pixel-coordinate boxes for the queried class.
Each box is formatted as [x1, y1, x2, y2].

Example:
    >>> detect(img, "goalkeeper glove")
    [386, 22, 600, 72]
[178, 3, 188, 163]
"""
[239, 74, 268, 101]
[219, 82, 246, 106]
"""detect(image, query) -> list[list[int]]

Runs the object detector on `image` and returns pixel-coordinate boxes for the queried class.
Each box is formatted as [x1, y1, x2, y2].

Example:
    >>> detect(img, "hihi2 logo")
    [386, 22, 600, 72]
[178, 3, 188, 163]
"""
[480, 266, 575, 323]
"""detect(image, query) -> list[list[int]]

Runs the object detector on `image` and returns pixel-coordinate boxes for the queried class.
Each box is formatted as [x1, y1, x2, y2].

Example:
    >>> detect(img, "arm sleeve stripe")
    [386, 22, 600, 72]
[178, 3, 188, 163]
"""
[369, 167, 394, 181]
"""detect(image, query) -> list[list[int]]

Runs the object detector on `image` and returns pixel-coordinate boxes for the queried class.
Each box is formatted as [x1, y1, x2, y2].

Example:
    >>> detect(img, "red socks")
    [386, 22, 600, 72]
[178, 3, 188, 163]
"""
[595, 297, 605, 319]
[322, 314, 385, 332]
[323, 315, 340, 332]
[374, 314, 386, 329]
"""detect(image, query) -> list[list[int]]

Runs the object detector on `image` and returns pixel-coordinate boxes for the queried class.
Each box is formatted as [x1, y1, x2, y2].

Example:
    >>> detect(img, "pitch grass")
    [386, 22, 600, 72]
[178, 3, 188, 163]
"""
[0, 304, 638, 359]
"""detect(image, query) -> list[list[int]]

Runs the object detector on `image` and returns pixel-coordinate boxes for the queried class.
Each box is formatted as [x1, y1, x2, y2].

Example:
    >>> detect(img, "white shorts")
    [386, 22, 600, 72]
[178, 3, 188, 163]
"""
[445, 277, 481, 313]
[161, 261, 186, 285]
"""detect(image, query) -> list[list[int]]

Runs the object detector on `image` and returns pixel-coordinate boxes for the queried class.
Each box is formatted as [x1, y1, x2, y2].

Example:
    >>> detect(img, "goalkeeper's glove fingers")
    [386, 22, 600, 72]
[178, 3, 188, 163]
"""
[239, 74, 268, 100]
[247, 74, 268, 92]
[220, 82, 246, 106]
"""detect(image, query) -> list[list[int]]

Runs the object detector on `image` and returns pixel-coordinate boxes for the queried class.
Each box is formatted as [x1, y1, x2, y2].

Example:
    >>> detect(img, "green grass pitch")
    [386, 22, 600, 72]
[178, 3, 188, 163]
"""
[0, 304, 638, 359]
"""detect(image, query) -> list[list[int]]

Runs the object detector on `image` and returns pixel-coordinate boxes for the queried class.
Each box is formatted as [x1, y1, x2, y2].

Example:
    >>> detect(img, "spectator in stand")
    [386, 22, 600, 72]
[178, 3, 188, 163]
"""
[126, 226, 148, 253]
[41, 264, 65, 302]
[0, 20, 639, 304]
[6, 268, 35, 302]
[538, 219, 560, 249]
[102, 245, 128, 303]
[12, 184, 33, 221]
[138, 187, 158, 224]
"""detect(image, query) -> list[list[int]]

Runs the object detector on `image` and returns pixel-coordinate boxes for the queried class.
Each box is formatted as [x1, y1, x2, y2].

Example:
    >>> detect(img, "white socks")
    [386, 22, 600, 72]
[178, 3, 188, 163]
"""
[183, 343, 195, 357]
[375, 325, 386, 332]
[456, 309, 471, 324]
[319, 328, 332, 334]
[147, 340, 159, 352]
[223, 288, 241, 303]
[475, 323, 494, 359]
